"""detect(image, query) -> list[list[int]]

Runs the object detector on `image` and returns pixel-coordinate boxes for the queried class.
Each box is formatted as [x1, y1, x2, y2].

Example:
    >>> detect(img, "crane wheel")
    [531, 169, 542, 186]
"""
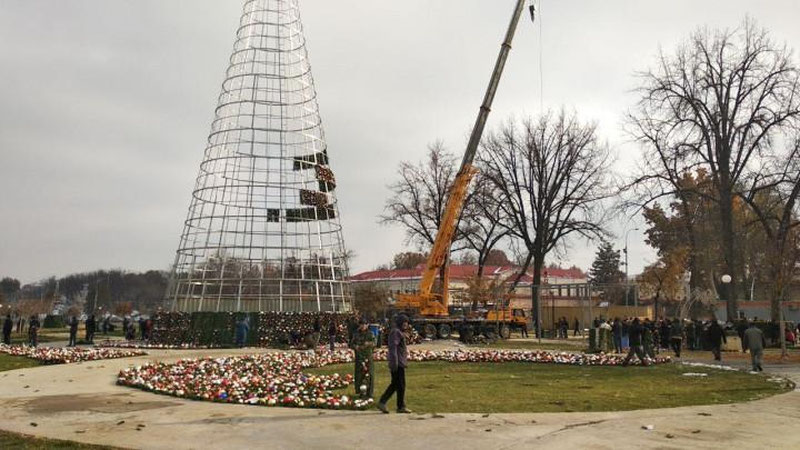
[423, 324, 438, 339]
[437, 323, 452, 339]
[499, 324, 511, 340]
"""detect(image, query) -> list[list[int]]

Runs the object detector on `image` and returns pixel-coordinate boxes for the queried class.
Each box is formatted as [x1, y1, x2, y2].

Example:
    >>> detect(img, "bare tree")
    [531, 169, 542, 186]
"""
[381, 142, 469, 251]
[627, 19, 800, 319]
[460, 173, 511, 278]
[740, 136, 800, 323]
[381, 142, 478, 286]
[391, 252, 428, 270]
[478, 111, 613, 299]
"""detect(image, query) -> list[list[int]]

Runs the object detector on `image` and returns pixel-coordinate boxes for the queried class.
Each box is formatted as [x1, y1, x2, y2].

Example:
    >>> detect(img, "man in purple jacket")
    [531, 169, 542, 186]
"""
[377, 315, 412, 414]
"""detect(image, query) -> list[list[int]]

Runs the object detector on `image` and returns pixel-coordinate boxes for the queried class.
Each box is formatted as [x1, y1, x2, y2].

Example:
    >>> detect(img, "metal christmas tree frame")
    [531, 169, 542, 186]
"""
[166, 0, 352, 313]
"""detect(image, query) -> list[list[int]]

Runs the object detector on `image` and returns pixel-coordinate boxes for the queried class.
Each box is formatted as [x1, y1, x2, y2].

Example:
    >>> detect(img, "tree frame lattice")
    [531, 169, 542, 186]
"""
[166, 0, 352, 313]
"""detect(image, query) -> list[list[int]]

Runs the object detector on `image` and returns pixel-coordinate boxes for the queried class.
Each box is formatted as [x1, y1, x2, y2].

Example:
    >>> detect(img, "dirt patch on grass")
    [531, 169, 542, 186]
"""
[24, 393, 181, 415]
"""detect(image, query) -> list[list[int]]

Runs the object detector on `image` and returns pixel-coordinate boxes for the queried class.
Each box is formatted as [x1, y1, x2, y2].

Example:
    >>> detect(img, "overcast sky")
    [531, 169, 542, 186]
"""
[1, 0, 798, 284]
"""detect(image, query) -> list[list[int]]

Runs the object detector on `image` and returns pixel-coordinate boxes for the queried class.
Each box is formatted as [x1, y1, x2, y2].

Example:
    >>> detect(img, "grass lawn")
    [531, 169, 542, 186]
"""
[309, 361, 791, 413]
[681, 348, 800, 364]
[473, 339, 588, 352]
[0, 431, 117, 450]
[9, 333, 65, 345]
[0, 353, 41, 372]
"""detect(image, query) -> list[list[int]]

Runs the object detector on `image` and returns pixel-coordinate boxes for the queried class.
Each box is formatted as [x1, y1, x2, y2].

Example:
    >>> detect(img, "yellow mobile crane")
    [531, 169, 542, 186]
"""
[393, 0, 534, 339]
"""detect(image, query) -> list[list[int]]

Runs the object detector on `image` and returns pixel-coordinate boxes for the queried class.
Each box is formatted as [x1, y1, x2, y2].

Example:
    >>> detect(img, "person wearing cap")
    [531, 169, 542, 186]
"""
[377, 315, 412, 413]
[351, 317, 376, 399]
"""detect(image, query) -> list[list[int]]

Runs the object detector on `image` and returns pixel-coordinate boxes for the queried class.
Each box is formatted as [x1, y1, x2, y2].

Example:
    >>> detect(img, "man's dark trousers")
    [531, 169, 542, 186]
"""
[623, 345, 649, 366]
[670, 338, 682, 357]
[379, 367, 406, 410]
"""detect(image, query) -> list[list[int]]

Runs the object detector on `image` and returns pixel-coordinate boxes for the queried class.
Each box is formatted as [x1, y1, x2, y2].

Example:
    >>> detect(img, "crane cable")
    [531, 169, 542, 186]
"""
[536, 0, 544, 114]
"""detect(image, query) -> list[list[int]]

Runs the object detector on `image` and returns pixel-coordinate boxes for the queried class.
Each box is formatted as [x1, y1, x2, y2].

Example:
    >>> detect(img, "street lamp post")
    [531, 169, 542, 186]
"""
[624, 228, 639, 307]
[721, 274, 732, 321]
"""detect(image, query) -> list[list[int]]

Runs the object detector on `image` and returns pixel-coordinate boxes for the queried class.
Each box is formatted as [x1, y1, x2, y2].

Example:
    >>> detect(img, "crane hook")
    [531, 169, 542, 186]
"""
[528, 1, 536, 24]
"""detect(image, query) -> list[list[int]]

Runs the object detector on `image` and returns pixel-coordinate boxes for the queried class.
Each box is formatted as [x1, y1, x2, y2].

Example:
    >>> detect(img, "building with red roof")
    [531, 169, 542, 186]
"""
[349, 264, 588, 308]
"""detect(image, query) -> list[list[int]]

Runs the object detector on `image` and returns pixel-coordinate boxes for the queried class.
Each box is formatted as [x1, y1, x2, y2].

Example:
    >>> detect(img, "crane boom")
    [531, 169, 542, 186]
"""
[395, 0, 530, 317]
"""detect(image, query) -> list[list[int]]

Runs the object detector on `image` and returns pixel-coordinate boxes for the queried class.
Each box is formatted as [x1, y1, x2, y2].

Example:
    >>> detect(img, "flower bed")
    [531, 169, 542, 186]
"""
[0, 344, 147, 364]
[378, 349, 672, 366]
[96, 340, 352, 351]
[117, 349, 671, 411]
[95, 340, 211, 350]
[117, 350, 369, 410]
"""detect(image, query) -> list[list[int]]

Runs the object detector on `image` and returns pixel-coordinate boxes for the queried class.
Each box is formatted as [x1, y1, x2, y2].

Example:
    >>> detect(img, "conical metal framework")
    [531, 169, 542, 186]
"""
[167, 0, 352, 313]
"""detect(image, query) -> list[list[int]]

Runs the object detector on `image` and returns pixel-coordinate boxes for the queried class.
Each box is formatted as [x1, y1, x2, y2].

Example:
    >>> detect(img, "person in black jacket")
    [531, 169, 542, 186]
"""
[312, 317, 322, 347]
[85, 315, 96, 344]
[2, 314, 13, 345]
[612, 318, 623, 353]
[68, 316, 79, 347]
[327, 320, 338, 352]
[622, 318, 650, 366]
[735, 320, 748, 352]
[669, 318, 684, 357]
[707, 320, 727, 361]
[659, 320, 670, 349]
[28, 315, 40, 347]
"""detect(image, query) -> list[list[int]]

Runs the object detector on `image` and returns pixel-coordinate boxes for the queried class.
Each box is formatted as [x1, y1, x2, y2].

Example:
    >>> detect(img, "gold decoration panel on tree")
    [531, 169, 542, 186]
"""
[166, 0, 352, 313]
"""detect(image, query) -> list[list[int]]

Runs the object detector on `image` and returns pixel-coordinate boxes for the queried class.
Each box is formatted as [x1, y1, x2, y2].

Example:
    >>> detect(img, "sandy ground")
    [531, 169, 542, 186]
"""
[1, 343, 799, 450]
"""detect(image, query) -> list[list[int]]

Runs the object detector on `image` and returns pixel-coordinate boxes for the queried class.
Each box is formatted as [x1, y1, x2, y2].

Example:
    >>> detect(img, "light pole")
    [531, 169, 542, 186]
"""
[623, 228, 639, 306]
[721, 274, 732, 321]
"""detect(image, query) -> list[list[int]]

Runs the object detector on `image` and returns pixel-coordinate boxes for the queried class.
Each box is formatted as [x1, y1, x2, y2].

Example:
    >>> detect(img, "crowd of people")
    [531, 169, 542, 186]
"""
[553, 317, 582, 338]
[1, 313, 157, 348]
[2, 314, 40, 347]
[343, 315, 412, 414]
[590, 316, 798, 371]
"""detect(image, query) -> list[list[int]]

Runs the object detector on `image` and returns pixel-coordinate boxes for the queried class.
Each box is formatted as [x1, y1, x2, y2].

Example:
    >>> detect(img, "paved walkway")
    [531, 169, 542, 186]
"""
[1, 345, 798, 450]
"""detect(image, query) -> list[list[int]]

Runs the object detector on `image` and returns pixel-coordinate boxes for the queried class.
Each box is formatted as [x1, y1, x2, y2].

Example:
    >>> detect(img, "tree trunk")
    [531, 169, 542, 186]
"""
[719, 188, 738, 320]
[531, 255, 544, 296]
[477, 253, 487, 279]
[530, 239, 546, 338]
[654, 289, 661, 321]
[768, 261, 782, 323]
[508, 251, 533, 292]
[437, 253, 450, 292]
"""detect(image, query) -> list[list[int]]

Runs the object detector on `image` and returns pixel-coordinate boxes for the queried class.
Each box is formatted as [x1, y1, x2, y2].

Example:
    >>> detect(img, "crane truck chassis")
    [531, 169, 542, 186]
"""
[392, 307, 529, 341]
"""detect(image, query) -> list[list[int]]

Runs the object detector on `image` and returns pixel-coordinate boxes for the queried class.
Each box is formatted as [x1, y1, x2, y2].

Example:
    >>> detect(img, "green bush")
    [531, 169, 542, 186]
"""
[152, 311, 352, 348]
[42, 315, 65, 329]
